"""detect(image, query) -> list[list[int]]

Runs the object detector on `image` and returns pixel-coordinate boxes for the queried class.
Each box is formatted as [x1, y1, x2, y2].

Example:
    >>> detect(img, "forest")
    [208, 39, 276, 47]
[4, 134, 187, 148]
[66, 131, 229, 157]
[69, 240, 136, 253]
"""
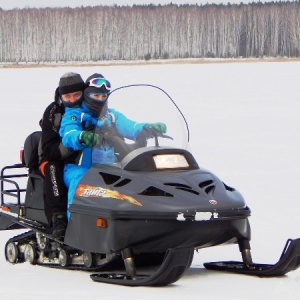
[0, 1, 300, 62]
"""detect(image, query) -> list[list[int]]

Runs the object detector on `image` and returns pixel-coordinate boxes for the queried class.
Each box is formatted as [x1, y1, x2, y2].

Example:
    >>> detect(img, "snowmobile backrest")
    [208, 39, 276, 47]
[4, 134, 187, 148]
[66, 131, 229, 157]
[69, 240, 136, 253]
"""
[23, 131, 42, 169]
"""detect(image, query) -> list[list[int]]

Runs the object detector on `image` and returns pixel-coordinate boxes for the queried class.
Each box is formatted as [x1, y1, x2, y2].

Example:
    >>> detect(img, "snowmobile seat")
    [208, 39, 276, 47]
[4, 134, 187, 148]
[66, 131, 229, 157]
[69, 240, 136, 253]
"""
[22, 131, 48, 224]
[23, 131, 42, 174]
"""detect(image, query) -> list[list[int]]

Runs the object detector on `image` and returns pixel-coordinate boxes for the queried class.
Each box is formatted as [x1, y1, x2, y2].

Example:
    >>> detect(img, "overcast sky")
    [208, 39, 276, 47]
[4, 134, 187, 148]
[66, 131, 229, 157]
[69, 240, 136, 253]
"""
[0, 0, 270, 10]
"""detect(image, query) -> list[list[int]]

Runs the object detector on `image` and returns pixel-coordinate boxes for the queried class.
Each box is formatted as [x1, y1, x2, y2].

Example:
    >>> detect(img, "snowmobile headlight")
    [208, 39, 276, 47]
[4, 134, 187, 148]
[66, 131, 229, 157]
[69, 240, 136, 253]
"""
[153, 154, 189, 169]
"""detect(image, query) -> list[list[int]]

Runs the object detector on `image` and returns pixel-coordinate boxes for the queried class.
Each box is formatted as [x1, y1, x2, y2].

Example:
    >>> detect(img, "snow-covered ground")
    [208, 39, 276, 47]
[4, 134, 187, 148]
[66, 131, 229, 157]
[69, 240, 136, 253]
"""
[0, 61, 300, 299]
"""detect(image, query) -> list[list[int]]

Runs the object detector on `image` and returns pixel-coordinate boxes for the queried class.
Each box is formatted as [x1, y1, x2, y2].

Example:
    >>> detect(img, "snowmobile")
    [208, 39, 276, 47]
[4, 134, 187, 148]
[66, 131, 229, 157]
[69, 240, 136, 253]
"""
[1, 84, 300, 286]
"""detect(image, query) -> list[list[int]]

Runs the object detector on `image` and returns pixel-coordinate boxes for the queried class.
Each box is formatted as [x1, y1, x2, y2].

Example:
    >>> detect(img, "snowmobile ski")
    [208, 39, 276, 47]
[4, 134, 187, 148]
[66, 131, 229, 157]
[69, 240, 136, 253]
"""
[204, 238, 300, 276]
[90, 248, 194, 286]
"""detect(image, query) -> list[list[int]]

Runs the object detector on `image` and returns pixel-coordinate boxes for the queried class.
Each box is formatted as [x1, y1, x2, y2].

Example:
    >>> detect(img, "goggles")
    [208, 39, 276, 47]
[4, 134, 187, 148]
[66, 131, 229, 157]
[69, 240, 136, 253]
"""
[88, 78, 111, 91]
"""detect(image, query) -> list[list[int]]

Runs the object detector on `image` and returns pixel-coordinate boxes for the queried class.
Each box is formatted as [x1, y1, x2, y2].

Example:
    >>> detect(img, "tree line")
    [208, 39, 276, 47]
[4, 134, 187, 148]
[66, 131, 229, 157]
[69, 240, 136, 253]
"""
[0, 1, 300, 62]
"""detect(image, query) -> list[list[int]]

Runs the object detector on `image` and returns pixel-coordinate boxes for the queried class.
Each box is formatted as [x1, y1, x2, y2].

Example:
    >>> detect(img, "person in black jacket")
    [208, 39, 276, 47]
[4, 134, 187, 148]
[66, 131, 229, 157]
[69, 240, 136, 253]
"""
[39, 72, 85, 240]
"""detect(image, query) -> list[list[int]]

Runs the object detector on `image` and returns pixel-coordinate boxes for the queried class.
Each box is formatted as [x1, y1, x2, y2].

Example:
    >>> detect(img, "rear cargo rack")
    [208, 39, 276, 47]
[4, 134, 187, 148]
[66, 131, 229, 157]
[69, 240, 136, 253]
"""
[1, 164, 28, 206]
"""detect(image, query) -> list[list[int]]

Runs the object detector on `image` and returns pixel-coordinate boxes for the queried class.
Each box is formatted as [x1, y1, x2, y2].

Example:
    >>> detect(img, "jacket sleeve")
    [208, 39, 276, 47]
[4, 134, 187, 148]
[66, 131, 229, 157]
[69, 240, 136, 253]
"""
[59, 108, 87, 151]
[111, 109, 147, 140]
[41, 103, 73, 161]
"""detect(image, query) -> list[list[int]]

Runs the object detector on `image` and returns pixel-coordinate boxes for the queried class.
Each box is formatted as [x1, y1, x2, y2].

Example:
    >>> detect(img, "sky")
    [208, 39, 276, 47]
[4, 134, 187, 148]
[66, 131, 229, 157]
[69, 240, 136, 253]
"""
[0, 0, 277, 10]
[0, 60, 300, 298]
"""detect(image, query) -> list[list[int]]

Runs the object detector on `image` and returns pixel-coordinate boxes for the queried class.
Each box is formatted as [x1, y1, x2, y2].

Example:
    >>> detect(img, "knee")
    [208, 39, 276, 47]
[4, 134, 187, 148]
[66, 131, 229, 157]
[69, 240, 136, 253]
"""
[64, 164, 88, 188]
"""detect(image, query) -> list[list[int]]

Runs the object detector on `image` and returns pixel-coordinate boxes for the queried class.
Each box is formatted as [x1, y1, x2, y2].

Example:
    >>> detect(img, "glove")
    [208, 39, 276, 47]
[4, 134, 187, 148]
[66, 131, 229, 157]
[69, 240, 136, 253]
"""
[136, 123, 166, 147]
[79, 131, 101, 147]
[96, 117, 112, 129]
[145, 122, 167, 134]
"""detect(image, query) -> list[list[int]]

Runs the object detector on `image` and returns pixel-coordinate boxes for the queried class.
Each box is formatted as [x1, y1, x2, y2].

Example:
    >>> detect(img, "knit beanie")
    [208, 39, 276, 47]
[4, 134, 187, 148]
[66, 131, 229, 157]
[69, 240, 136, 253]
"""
[59, 72, 85, 95]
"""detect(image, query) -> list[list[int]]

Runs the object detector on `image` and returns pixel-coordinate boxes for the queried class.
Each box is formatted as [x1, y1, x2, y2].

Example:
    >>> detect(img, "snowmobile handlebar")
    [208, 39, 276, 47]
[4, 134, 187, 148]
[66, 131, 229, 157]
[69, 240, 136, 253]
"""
[100, 128, 173, 162]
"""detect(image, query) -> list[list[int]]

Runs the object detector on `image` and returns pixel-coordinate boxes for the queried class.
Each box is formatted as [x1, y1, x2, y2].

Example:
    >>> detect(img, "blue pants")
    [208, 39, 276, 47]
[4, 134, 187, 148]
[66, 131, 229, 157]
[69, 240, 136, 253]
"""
[64, 164, 89, 219]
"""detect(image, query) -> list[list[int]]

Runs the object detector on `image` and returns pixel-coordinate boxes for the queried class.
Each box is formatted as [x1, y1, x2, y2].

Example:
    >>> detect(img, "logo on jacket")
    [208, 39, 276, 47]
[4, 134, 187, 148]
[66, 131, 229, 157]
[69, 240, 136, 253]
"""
[75, 184, 142, 206]
[71, 116, 77, 121]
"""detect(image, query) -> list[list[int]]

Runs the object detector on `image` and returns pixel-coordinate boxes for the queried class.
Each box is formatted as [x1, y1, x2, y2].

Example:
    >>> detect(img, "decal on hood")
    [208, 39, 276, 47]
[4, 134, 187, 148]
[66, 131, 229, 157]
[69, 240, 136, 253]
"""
[75, 184, 142, 206]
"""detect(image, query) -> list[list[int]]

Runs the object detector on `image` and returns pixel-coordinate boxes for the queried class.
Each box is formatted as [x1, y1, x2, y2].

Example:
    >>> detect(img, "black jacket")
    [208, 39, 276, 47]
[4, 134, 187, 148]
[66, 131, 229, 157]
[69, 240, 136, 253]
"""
[40, 88, 73, 162]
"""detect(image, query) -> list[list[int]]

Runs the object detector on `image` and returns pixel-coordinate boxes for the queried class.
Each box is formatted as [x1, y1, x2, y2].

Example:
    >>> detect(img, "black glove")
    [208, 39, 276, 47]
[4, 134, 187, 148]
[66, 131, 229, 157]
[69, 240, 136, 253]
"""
[79, 131, 101, 147]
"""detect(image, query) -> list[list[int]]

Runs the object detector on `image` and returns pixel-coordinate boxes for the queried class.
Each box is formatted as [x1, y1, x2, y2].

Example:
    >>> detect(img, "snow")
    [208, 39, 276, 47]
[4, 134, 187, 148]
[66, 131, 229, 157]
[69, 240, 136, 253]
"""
[1, 60, 300, 299]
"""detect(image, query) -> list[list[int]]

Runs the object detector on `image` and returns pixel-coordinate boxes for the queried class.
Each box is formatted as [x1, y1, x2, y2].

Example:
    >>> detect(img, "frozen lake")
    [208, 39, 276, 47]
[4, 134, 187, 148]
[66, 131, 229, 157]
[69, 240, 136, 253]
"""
[0, 60, 300, 299]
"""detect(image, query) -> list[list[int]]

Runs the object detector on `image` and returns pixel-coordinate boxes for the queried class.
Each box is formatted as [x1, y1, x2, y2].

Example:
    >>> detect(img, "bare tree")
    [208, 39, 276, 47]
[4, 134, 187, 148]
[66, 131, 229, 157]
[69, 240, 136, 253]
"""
[0, 2, 300, 62]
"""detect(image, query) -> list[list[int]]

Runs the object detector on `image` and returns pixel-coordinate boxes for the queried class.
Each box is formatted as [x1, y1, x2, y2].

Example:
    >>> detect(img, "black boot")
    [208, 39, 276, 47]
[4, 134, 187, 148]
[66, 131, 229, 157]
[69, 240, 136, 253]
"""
[52, 213, 67, 241]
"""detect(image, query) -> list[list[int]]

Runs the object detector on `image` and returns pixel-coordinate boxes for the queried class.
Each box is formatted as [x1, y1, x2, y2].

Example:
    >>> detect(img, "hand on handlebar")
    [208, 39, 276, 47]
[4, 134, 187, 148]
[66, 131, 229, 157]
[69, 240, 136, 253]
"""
[136, 123, 167, 147]
[145, 122, 167, 134]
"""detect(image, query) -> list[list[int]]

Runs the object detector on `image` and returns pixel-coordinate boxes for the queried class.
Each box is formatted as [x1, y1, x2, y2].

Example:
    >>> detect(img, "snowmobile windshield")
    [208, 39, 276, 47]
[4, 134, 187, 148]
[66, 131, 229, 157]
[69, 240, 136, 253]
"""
[91, 84, 190, 167]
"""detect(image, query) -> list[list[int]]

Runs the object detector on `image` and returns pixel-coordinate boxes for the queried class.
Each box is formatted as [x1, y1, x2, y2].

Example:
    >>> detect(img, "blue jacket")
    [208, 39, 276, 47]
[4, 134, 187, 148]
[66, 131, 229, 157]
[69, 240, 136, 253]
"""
[59, 102, 146, 167]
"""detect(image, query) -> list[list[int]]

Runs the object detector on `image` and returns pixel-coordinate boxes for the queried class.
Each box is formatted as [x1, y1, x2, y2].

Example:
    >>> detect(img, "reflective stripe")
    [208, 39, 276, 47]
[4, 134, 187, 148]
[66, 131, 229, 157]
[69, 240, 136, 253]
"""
[39, 161, 49, 176]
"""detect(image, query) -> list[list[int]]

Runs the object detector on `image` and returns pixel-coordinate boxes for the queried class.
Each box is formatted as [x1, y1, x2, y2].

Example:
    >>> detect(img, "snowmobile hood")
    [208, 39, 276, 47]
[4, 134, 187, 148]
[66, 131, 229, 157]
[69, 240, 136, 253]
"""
[70, 85, 248, 221]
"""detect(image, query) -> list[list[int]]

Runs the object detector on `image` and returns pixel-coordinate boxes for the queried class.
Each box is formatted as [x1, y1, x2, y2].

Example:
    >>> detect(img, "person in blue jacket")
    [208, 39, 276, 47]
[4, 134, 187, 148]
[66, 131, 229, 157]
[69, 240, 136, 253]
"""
[59, 73, 167, 219]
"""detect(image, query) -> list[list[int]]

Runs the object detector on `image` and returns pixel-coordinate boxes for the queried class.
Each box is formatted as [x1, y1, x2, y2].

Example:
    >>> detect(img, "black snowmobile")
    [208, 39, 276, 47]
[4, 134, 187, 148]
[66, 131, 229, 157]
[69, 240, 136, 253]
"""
[1, 84, 300, 286]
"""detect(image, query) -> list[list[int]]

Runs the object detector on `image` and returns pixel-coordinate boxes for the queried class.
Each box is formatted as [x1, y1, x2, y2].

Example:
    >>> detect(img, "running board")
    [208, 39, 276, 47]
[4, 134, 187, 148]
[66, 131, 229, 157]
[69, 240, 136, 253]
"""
[90, 248, 194, 286]
[204, 238, 300, 276]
